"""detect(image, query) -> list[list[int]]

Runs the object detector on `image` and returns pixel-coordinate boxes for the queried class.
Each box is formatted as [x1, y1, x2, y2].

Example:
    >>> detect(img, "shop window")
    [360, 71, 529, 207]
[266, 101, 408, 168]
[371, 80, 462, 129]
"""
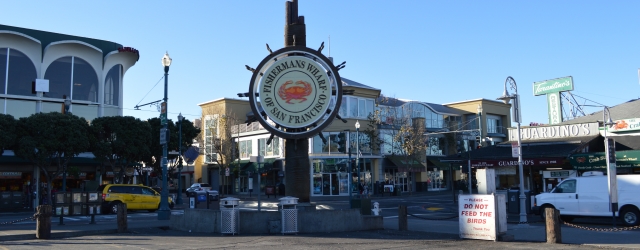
[72, 57, 98, 102]
[3, 48, 37, 97]
[104, 65, 121, 106]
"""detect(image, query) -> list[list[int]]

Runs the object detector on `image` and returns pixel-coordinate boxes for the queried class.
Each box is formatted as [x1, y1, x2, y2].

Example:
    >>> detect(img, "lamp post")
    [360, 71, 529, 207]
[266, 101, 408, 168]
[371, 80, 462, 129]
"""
[158, 52, 172, 220]
[345, 129, 352, 207]
[497, 76, 527, 224]
[176, 113, 184, 205]
[355, 120, 361, 196]
[603, 107, 618, 226]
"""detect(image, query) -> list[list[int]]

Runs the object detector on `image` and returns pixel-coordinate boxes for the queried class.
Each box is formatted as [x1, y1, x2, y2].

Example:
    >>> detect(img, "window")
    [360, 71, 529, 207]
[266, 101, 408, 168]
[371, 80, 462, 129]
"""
[258, 137, 280, 156]
[346, 97, 375, 119]
[104, 65, 121, 106]
[72, 57, 98, 102]
[239, 140, 252, 159]
[0, 48, 37, 97]
[339, 96, 347, 118]
[312, 131, 348, 154]
[427, 137, 445, 156]
[553, 180, 576, 193]
[204, 115, 219, 163]
[44, 56, 98, 102]
[487, 115, 502, 134]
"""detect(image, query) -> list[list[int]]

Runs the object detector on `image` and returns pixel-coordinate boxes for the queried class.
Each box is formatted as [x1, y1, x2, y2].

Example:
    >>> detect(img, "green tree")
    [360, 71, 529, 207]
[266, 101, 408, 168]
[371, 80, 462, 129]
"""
[14, 112, 90, 204]
[147, 117, 199, 185]
[0, 114, 17, 155]
[90, 116, 151, 184]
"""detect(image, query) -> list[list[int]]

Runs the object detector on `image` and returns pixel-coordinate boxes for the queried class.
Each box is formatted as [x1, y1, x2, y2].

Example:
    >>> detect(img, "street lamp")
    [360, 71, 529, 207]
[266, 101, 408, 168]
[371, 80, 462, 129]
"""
[497, 76, 527, 224]
[176, 112, 184, 205]
[158, 52, 172, 220]
[355, 120, 361, 197]
[345, 129, 353, 208]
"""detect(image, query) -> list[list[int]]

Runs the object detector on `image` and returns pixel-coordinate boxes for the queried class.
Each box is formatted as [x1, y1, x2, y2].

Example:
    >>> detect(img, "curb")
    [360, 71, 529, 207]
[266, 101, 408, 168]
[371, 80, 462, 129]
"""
[0, 228, 121, 242]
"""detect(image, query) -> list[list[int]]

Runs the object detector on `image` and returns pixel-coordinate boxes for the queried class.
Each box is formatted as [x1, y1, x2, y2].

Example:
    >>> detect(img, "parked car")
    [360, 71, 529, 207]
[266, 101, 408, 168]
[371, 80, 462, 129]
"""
[532, 172, 640, 226]
[186, 183, 219, 201]
[98, 184, 174, 214]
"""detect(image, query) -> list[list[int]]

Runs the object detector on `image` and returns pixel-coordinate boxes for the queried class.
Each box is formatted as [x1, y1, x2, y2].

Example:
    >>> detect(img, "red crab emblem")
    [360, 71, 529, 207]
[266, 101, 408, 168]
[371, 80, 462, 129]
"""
[576, 157, 586, 163]
[278, 80, 313, 104]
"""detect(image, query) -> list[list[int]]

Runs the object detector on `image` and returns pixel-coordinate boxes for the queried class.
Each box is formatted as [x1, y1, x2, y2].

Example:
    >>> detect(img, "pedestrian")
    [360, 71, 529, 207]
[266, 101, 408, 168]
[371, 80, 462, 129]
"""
[364, 184, 370, 198]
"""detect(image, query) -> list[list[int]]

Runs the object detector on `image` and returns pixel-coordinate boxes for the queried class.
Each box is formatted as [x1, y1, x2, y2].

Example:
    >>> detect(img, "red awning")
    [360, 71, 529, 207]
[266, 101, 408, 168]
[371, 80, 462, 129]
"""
[471, 158, 565, 168]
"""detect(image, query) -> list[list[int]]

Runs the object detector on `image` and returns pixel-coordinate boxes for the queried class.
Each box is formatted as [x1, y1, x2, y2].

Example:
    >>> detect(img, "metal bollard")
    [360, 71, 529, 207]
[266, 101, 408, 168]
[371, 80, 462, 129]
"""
[89, 206, 96, 224]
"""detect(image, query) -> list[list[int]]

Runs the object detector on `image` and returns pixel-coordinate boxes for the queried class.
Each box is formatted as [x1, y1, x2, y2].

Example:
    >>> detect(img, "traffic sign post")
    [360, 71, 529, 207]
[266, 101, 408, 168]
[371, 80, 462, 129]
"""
[160, 102, 167, 125]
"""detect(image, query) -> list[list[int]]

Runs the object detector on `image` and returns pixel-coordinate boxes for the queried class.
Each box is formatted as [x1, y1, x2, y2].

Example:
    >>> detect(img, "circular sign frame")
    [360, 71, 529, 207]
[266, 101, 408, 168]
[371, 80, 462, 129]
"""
[248, 46, 343, 139]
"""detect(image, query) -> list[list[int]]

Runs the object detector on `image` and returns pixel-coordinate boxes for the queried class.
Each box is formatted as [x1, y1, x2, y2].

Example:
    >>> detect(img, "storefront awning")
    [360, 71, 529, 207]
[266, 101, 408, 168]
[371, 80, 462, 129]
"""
[470, 158, 565, 168]
[238, 158, 279, 173]
[386, 155, 426, 172]
[569, 150, 640, 170]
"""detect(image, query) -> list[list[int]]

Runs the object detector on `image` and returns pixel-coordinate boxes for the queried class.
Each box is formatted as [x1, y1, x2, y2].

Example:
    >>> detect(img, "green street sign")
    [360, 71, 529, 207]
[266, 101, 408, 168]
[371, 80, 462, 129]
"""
[160, 113, 167, 125]
[569, 150, 640, 170]
[533, 76, 574, 96]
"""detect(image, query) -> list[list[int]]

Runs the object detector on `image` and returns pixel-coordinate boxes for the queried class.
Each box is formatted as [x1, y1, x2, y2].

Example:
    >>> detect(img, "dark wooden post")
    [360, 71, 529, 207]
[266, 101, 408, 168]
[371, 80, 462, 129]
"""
[35, 205, 52, 239]
[117, 203, 127, 233]
[283, 0, 311, 203]
[398, 204, 408, 231]
[545, 207, 562, 243]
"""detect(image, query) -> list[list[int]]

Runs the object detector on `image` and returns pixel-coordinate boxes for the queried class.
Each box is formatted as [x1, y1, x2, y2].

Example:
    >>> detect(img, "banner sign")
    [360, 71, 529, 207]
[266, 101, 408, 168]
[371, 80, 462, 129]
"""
[533, 76, 574, 96]
[0, 172, 22, 179]
[569, 150, 640, 170]
[547, 92, 562, 125]
[471, 158, 564, 168]
[605, 118, 640, 133]
[508, 122, 598, 141]
[459, 194, 496, 241]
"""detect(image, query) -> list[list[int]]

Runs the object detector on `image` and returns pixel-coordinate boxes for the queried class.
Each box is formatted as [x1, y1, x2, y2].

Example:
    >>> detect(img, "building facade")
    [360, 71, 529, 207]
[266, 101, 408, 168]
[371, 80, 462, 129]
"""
[0, 24, 139, 210]
[197, 78, 513, 198]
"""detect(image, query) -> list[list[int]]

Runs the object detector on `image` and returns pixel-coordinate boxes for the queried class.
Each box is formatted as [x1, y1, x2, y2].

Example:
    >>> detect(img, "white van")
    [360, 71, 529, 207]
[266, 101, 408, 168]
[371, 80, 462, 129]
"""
[532, 172, 640, 226]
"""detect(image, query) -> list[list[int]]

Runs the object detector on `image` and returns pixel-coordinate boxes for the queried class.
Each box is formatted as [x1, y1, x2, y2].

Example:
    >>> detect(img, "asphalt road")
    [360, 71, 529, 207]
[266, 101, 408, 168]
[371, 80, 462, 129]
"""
[0, 227, 614, 250]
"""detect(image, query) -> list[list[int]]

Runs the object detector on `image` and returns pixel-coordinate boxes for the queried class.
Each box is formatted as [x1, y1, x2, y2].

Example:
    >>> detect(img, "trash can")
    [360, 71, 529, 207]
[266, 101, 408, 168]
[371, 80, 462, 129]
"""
[507, 190, 520, 214]
[220, 197, 240, 235]
[279, 196, 298, 234]
[360, 198, 372, 215]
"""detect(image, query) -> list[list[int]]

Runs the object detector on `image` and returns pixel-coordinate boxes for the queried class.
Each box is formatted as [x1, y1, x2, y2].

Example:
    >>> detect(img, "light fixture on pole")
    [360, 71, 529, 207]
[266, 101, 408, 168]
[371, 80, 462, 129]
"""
[603, 106, 618, 226]
[345, 129, 353, 208]
[497, 76, 527, 225]
[355, 120, 361, 197]
[158, 52, 172, 220]
[176, 112, 184, 205]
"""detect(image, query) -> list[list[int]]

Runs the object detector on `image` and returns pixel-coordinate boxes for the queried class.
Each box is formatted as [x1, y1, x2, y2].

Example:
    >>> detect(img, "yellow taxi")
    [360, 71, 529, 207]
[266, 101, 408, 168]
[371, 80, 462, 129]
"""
[98, 184, 174, 214]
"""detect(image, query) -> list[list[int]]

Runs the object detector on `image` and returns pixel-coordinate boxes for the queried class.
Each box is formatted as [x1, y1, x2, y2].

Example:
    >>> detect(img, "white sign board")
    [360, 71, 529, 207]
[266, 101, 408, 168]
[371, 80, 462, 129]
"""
[459, 194, 496, 241]
[511, 142, 519, 158]
[35, 79, 49, 92]
[225, 167, 230, 177]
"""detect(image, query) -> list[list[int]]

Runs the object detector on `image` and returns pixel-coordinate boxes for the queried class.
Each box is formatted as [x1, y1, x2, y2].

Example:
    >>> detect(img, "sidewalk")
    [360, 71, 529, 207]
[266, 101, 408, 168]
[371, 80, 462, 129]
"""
[0, 218, 171, 241]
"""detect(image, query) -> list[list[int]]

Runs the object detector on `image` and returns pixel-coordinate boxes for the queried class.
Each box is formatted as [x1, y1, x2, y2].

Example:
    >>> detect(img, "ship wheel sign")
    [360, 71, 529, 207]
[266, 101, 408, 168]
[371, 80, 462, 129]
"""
[242, 45, 345, 139]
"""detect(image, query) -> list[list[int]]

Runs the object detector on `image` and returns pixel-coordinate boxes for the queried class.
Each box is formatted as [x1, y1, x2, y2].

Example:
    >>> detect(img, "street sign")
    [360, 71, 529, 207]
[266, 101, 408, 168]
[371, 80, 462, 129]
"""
[225, 167, 230, 176]
[142, 167, 153, 172]
[511, 142, 519, 158]
[160, 128, 167, 145]
[160, 102, 167, 125]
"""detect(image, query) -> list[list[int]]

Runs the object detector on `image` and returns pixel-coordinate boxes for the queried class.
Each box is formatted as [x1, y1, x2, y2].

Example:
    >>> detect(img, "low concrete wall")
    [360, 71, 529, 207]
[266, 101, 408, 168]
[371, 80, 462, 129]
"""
[171, 208, 383, 234]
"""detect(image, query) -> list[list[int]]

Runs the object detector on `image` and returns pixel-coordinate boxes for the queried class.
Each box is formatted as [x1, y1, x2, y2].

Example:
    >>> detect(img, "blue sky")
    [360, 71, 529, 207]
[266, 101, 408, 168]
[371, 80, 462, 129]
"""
[3, 1, 639, 125]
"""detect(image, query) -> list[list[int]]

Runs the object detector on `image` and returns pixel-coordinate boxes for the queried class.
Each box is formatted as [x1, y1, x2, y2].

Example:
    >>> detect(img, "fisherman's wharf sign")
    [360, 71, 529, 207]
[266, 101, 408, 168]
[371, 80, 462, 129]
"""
[248, 46, 343, 139]
[259, 56, 331, 128]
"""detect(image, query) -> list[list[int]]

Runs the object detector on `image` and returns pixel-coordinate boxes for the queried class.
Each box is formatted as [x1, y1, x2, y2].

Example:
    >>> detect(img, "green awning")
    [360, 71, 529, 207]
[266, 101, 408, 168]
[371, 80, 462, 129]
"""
[387, 155, 426, 172]
[569, 150, 640, 170]
[238, 158, 278, 173]
[427, 158, 458, 170]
